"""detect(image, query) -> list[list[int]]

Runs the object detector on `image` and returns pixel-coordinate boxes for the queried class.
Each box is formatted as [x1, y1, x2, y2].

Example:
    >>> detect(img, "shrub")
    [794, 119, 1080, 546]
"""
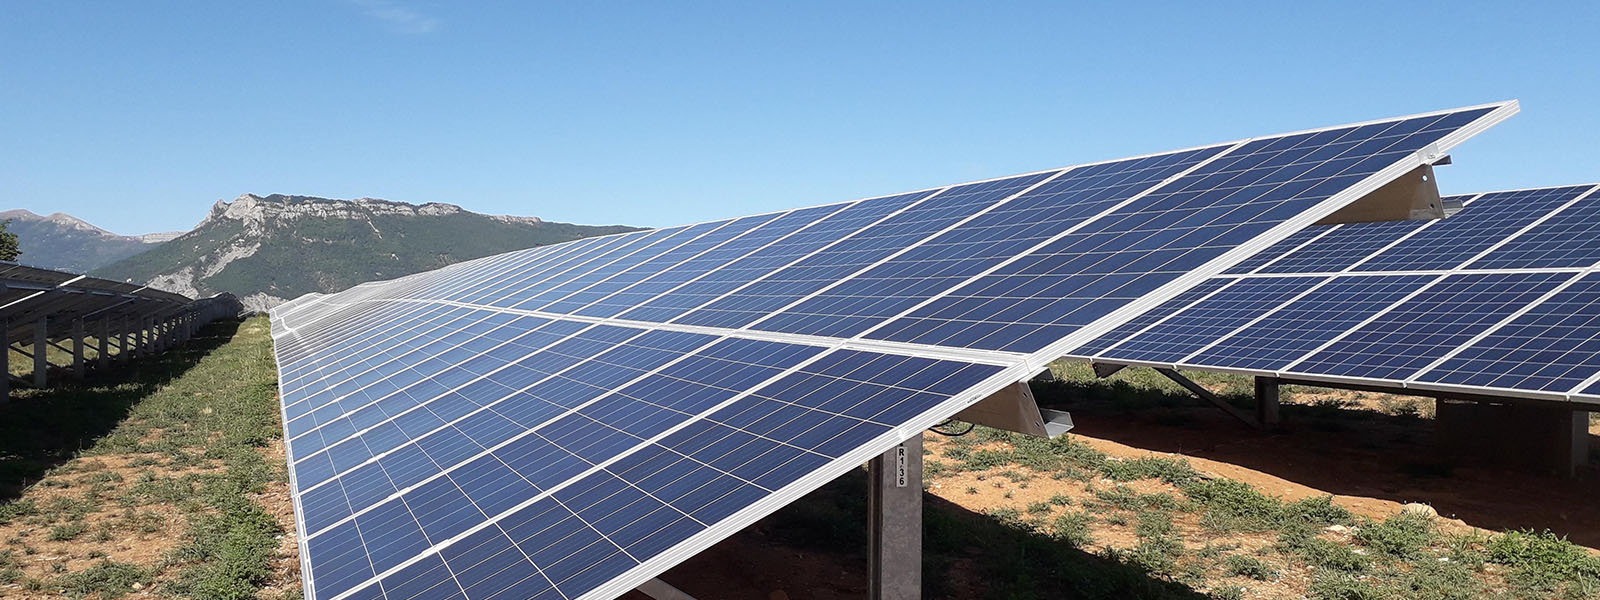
[1223, 554, 1277, 580]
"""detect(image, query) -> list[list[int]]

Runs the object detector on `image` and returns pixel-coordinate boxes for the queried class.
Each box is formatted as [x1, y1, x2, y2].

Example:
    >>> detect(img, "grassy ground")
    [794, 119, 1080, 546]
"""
[0, 316, 296, 600]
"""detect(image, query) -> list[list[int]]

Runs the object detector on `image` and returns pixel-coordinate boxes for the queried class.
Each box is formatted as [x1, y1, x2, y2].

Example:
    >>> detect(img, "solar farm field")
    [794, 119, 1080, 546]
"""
[0, 316, 1595, 599]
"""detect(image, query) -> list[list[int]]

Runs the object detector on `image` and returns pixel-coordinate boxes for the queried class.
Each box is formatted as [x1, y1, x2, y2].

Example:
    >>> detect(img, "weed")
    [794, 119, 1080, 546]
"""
[1355, 511, 1436, 558]
[1047, 493, 1072, 507]
[1223, 554, 1277, 580]
[1051, 511, 1094, 547]
[50, 560, 151, 599]
[1026, 501, 1051, 515]
[49, 522, 88, 541]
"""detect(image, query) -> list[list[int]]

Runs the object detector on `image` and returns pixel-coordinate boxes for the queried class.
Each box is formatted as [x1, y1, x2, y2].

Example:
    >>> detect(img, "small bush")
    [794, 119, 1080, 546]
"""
[51, 560, 152, 599]
[1051, 511, 1094, 547]
[1223, 554, 1277, 580]
[49, 522, 88, 541]
[1355, 511, 1436, 557]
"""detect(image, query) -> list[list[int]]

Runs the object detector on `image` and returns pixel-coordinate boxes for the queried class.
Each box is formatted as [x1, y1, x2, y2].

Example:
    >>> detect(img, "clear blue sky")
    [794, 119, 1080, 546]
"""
[3, 1, 1596, 235]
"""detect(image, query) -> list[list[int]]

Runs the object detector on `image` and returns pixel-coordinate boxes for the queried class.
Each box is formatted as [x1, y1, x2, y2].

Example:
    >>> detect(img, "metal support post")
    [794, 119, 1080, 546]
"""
[2, 320, 9, 401]
[97, 317, 110, 370]
[1255, 376, 1281, 429]
[33, 319, 48, 388]
[635, 579, 699, 600]
[71, 318, 85, 380]
[121, 316, 134, 361]
[869, 432, 922, 600]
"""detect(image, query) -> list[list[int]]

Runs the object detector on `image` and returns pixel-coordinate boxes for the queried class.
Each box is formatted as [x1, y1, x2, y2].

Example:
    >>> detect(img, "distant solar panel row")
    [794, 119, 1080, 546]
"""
[1079, 182, 1600, 402]
[270, 102, 1518, 600]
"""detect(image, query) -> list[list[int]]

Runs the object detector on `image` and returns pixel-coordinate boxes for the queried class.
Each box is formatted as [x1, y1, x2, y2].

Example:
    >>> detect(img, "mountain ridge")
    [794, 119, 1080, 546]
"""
[93, 193, 640, 311]
[0, 209, 182, 272]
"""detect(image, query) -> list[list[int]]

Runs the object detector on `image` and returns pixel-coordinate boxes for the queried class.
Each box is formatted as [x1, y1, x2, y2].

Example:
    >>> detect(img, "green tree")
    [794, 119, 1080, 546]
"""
[0, 219, 20, 261]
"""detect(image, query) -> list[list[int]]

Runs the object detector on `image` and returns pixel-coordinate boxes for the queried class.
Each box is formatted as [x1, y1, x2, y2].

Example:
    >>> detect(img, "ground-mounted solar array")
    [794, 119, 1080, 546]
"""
[1078, 182, 1600, 403]
[269, 102, 1520, 600]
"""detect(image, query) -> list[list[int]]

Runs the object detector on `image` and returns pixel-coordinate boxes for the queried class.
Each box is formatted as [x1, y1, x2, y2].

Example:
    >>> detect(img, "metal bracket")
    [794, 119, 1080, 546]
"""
[635, 578, 699, 600]
[1154, 367, 1262, 429]
[953, 380, 1073, 438]
[1091, 362, 1127, 378]
[1314, 163, 1446, 225]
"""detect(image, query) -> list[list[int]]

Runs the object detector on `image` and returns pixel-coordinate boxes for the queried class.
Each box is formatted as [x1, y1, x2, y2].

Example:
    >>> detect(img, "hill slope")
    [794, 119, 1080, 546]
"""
[0, 209, 180, 272]
[93, 194, 640, 310]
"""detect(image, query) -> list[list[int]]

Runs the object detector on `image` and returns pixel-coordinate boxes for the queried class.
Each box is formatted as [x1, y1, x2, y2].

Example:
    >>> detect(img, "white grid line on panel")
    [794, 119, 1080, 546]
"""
[733, 169, 1074, 331]
[963, 102, 1519, 372]
[1174, 277, 1339, 364]
[658, 188, 959, 326]
[284, 316, 585, 445]
[472, 225, 723, 310]
[846, 140, 1250, 345]
[1451, 186, 1600, 269]
[1333, 196, 1476, 272]
[1219, 266, 1591, 279]
[320, 342, 873, 600]
[290, 321, 649, 493]
[1081, 278, 1246, 359]
[454, 230, 664, 308]
[1276, 274, 1456, 373]
[558, 206, 853, 316]
[508, 217, 760, 311]
[1244, 224, 1344, 274]
[1405, 261, 1600, 384]
[283, 307, 518, 411]
[570, 358, 1035, 600]
[281, 303, 454, 393]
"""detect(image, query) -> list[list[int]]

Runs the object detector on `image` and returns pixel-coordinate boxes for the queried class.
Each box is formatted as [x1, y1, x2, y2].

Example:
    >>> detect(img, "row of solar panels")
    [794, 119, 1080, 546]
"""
[0, 262, 195, 347]
[270, 103, 1526, 600]
[1078, 184, 1600, 402]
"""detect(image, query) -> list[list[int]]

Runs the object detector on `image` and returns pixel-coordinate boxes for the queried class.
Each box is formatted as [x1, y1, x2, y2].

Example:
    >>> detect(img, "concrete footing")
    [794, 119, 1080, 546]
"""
[1435, 399, 1591, 477]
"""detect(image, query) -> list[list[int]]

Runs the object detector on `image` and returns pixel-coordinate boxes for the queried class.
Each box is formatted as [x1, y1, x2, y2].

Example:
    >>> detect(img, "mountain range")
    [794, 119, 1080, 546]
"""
[6, 195, 639, 311]
[0, 209, 183, 272]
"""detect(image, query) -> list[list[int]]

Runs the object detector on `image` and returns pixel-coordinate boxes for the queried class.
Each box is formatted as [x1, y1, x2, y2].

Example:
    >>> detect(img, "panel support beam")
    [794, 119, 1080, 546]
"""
[869, 432, 922, 600]
[1154, 367, 1261, 429]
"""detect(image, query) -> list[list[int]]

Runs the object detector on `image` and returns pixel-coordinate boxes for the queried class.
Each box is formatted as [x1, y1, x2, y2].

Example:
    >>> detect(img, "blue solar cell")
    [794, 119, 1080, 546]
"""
[1257, 220, 1423, 273]
[575, 203, 852, 318]
[870, 107, 1496, 353]
[511, 221, 736, 311]
[1417, 273, 1600, 392]
[1069, 278, 1233, 357]
[1187, 274, 1439, 370]
[615, 190, 936, 323]
[1353, 186, 1589, 272]
[752, 147, 1229, 338]
[1466, 185, 1600, 269]
[464, 226, 688, 307]
[1094, 276, 1326, 363]
[1222, 226, 1328, 274]
[673, 172, 1059, 329]
[1292, 272, 1574, 380]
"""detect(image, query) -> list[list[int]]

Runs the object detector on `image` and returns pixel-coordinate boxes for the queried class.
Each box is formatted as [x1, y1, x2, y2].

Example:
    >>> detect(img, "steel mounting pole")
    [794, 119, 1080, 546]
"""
[33, 319, 48, 388]
[71, 318, 85, 380]
[869, 432, 922, 600]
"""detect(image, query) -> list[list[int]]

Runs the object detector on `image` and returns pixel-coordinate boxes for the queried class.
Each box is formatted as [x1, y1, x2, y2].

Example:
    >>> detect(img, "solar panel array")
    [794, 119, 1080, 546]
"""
[269, 102, 1517, 600]
[1079, 182, 1600, 404]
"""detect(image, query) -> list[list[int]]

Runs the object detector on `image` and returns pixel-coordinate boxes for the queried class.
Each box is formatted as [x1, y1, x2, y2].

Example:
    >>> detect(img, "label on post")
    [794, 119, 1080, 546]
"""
[895, 444, 907, 488]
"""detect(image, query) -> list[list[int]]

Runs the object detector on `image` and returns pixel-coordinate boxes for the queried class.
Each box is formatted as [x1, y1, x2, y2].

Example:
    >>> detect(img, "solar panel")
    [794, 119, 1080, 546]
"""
[1074, 181, 1600, 404]
[269, 102, 1517, 600]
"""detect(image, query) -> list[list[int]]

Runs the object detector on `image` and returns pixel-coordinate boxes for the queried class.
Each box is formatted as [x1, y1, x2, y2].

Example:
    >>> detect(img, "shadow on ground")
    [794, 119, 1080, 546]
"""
[0, 319, 242, 501]
[629, 469, 1209, 600]
[1030, 375, 1600, 549]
